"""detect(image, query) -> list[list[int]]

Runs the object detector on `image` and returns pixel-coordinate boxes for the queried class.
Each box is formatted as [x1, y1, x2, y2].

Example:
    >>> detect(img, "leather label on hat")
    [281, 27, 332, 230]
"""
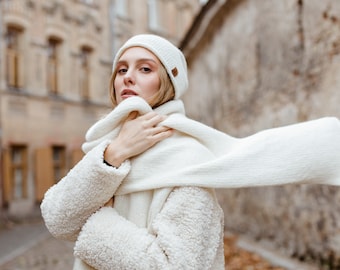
[171, 67, 178, 77]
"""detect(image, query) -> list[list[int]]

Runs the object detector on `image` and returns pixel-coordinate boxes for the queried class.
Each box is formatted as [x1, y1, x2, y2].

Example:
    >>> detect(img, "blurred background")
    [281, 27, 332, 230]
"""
[0, 0, 340, 269]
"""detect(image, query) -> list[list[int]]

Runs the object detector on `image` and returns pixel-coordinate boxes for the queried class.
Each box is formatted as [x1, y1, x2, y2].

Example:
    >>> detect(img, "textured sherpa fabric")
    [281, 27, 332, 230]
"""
[74, 188, 224, 270]
[41, 139, 224, 269]
[41, 141, 131, 242]
[83, 96, 340, 195]
[112, 34, 188, 99]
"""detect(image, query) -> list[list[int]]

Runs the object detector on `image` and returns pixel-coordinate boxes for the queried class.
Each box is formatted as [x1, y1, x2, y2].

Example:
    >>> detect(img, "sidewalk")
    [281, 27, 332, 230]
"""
[0, 218, 319, 270]
[0, 219, 74, 270]
[0, 219, 50, 266]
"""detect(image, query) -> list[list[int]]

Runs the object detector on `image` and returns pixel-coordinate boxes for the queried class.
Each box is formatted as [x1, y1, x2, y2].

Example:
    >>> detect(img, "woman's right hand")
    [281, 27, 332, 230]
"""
[104, 111, 173, 167]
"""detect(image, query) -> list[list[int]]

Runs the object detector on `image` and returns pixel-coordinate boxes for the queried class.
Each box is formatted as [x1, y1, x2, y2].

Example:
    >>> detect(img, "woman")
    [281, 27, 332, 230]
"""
[41, 34, 340, 270]
[41, 34, 225, 270]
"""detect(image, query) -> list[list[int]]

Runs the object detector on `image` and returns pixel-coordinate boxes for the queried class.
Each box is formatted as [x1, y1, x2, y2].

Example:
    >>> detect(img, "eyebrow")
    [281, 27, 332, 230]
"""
[117, 58, 158, 65]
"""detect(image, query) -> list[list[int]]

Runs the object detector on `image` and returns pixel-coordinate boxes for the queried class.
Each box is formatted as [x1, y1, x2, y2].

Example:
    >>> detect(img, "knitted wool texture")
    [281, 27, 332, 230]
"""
[112, 34, 188, 99]
[82, 96, 340, 195]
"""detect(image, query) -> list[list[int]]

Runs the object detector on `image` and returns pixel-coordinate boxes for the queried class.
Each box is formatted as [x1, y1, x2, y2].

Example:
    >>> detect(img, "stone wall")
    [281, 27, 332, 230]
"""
[182, 0, 340, 266]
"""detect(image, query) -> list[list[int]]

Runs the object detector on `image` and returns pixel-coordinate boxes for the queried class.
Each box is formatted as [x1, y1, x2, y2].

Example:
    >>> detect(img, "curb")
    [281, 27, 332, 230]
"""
[236, 236, 319, 270]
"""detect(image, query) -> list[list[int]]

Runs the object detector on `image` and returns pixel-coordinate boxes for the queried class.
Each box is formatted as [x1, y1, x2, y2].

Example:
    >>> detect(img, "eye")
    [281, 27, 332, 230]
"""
[117, 67, 127, 74]
[140, 67, 151, 73]
[116, 63, 128, 74]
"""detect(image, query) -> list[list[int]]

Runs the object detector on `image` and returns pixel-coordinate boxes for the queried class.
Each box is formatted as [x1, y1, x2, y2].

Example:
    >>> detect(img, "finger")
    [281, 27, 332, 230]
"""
[126, 111, 139, 121]
[121, 112, 139, 126]
[144, 114, 166, 128]
[138, 111, 158, 121]
[151, 129, 174, 143]
[151, 126, 173, 135]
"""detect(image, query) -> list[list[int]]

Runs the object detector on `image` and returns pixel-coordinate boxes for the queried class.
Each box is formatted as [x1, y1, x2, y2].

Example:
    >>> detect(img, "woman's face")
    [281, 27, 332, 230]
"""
[114, 47, 161, 105]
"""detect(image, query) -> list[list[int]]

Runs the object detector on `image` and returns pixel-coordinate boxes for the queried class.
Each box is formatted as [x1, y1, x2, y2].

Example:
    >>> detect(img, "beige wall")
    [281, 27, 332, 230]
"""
[182, 0, 340, 265]
[0, 0, 203, 217]
[112, 0, 202, 50]
[0, 0, 113, 216]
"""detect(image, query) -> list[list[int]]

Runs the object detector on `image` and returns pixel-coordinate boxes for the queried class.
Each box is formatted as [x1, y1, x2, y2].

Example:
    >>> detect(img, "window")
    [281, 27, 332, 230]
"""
[80, 0, 94, 4]
[6, 27, 22, 88]
[79, 0, 96, 7]
[116, 0, 128, 18]
[9, 145, 28, 200]
[47, 38, 61, 94]
[148, 0, 162, 31]
[79, 47, 92, 100]
[52, 145, 66, 183]
[200, 0, 208, 4]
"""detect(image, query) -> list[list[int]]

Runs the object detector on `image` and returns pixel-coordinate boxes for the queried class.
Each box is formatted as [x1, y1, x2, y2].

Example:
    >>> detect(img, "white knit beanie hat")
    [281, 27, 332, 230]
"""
[112, 34, 188, 99]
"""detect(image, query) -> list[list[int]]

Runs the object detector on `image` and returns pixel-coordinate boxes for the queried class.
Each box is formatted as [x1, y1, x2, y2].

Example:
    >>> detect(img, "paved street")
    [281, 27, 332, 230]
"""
[0, 220, 74, 270]
[0, 218, 319, 270]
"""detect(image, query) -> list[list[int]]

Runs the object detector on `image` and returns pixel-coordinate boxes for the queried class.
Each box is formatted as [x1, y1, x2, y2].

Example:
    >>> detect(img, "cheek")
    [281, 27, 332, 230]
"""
[113, 78, 121, 101]
[113, 77, 119, 89]
[148, 76, 161, 93]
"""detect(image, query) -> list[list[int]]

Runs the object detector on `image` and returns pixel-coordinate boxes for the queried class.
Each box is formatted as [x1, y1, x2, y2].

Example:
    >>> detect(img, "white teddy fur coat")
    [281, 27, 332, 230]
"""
[41, 141, 225, 270]
[41, 97, 340, 270]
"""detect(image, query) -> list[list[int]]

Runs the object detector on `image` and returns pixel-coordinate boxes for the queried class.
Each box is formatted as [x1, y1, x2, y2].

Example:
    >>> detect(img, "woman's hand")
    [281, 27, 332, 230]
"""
[104, 111, 173, 167]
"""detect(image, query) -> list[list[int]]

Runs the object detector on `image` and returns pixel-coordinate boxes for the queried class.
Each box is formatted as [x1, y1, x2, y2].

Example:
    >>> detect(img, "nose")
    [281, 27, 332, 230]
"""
[123, 70, 135, 85]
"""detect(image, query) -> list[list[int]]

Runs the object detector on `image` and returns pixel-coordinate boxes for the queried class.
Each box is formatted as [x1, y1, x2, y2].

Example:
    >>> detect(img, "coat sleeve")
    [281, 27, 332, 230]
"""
[74, 186, 224, 270]
[40, 140, 131, 242]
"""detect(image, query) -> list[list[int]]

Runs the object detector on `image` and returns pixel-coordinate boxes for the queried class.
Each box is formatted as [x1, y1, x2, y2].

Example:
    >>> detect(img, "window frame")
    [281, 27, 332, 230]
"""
[47, 37, 62, 95]
[79, 46, 92, 100]
[8, 144, 28, 201]
[5, 26, 23, 89]
[52, 145, 66, 183]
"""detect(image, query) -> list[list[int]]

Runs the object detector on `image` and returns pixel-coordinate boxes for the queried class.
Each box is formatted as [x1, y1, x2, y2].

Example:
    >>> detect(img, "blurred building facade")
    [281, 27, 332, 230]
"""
[180, 0, 340, 266]
[0, 0, 202, 219]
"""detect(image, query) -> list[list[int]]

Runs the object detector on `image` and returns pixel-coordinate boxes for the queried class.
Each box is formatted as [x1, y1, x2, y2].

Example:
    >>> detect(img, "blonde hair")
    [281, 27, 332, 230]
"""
[109, 62, 175, 109]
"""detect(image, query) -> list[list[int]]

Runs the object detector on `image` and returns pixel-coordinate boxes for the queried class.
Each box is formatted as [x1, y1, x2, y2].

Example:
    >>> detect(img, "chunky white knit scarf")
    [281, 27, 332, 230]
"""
[82, 97, 340, 195]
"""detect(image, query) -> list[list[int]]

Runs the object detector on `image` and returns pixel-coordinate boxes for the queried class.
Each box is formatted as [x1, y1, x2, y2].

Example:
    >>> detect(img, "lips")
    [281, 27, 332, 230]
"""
[121, 89, 138, 98]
